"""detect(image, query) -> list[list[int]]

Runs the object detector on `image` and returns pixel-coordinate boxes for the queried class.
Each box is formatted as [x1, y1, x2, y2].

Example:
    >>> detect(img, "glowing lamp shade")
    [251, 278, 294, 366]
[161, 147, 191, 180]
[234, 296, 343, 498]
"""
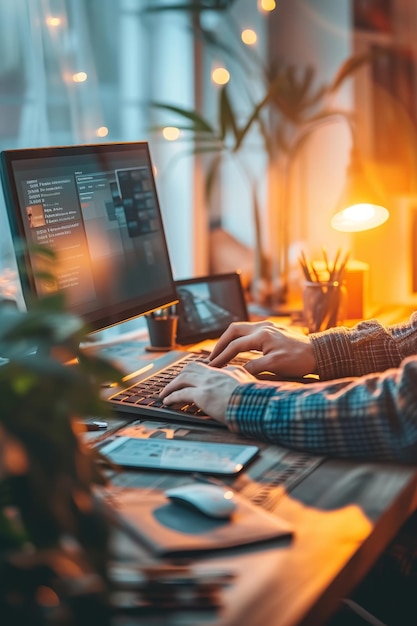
[331, 149, 389, 232]
[331, 203, 389, 232]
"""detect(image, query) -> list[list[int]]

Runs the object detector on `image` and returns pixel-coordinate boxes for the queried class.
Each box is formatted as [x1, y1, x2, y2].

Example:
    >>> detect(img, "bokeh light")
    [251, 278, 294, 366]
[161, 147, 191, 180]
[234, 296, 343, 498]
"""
[46, 16, 62, 27]
[72, 72, 87, 83]
[241, 29, 257, 45]
[96, 126, 109, 137]
[212, 67, 230, 85]
[259, 0, 276, 11]
[162, 127, 180, 141]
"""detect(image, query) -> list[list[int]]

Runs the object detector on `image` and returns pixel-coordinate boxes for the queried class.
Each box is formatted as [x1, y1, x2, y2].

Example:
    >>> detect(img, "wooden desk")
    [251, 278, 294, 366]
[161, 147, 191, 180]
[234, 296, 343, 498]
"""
[260, 458, 417, 626]
[91, 417, 417, 626]
[86, 332, 417, 626]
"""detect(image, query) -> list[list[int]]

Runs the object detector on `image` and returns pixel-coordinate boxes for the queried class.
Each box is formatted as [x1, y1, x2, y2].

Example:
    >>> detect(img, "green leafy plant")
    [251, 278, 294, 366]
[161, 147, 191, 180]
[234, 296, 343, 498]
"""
[0, 247, 123, 624]
[148, 4, 378, 302]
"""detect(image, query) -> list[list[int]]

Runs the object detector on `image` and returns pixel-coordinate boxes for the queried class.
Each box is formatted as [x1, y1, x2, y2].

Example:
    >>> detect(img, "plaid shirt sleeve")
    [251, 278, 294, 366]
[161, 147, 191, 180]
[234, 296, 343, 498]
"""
[310, 312, 417, 380]
[225, 355, 417, 463]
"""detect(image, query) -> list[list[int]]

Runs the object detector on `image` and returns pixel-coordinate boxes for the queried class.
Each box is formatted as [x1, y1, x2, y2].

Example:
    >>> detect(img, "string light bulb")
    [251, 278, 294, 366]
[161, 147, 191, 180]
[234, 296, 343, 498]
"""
[241, 29, 257, 45]
[96, 126, 109, 138]
[259, 0, 276, 12]
[212, 67, 230, 85]
[162, 127, 180, 141]
[72, 72, 87, 83]
[46, 16, 62, 27]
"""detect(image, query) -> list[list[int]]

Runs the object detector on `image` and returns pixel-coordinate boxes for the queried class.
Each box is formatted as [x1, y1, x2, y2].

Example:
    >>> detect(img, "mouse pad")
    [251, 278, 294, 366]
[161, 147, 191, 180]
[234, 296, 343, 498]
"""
[100, 486, 293, 557]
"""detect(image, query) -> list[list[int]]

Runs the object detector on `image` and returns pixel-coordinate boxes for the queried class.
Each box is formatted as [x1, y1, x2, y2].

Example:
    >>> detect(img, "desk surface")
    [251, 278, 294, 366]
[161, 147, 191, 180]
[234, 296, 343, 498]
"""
[86, 332, 417, 626]
[99, 427, 417, 626]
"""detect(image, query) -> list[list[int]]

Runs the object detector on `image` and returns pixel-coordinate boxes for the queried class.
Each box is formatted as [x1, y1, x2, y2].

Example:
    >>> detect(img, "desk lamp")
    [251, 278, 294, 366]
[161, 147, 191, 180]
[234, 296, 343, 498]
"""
[331, 147, 389, 232]
[329, 147, 389, 320]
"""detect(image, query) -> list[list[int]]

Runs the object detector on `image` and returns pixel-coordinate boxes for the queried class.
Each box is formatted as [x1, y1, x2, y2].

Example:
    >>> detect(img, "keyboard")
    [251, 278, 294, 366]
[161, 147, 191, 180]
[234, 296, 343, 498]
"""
[97, 340, 311, 426]
[102, 349, 240, 426]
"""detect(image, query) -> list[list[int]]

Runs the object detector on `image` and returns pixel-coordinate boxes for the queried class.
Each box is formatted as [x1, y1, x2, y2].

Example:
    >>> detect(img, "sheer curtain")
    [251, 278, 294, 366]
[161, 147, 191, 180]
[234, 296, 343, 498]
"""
[0, 0, 197, 307]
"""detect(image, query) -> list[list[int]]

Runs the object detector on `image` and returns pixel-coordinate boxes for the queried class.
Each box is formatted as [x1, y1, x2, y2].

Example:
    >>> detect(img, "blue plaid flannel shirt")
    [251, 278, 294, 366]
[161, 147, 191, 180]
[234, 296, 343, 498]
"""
[226, 313, 417, 462]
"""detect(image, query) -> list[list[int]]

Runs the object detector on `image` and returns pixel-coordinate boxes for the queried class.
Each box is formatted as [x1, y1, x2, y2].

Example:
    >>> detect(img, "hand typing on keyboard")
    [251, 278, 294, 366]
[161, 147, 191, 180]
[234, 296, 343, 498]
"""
[160, 320, 317, 424]
[208, 320, 315, 378]
[160, 361, 256, 424]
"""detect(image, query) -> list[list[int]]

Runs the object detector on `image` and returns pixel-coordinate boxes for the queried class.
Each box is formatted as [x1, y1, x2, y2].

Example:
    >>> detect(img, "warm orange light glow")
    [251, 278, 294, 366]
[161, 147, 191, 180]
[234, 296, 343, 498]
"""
[331, 203, 389, 232]
[36, 586, 60, 607]
[332, 148, 389, 233]
[72, 72, 87, 83]
[212, 67, 230, 85]
[96, 126, 109, 137]
[162, 126, 180, 141]
[46, 16, 62, 27]
[259, 0, 276, 12]
[1, 434, 29, 475]
[241, 29, 257, 45]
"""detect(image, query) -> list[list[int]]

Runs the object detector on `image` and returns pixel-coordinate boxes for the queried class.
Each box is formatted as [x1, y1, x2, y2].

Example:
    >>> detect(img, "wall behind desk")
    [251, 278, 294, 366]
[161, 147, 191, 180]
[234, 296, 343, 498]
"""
[354, 195, 417, 311]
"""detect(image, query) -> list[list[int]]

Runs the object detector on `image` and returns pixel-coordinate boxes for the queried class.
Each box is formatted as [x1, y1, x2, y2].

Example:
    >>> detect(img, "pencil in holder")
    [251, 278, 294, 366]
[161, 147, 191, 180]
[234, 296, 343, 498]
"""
[302, 281, 343, 334]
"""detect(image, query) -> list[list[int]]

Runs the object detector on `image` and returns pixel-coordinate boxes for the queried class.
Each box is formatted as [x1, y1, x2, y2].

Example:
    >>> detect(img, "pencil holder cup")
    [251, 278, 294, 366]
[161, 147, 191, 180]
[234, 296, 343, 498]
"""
[302, 281, 343, 334]
[145, 314, 178, 351]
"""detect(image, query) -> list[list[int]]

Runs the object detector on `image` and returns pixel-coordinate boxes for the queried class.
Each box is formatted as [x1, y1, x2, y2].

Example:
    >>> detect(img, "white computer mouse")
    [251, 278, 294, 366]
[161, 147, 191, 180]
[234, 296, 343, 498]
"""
[165, 483, 237, 519]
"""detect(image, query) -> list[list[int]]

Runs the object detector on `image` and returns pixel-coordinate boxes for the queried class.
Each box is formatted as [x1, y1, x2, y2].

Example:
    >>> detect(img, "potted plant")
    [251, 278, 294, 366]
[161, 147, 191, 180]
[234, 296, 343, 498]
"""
[147, 2, 378, 306]
[0, 253, 123, 625]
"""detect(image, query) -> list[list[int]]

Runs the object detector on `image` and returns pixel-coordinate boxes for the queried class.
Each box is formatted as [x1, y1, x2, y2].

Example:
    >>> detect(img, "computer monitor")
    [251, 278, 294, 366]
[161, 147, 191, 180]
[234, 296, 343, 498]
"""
[0, 142, 178, 332]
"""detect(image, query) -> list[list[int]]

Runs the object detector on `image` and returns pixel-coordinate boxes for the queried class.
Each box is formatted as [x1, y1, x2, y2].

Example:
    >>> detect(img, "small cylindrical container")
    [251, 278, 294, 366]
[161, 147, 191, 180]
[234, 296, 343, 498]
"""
[145, 314, 178, 351]
[303, 281, 343, 334]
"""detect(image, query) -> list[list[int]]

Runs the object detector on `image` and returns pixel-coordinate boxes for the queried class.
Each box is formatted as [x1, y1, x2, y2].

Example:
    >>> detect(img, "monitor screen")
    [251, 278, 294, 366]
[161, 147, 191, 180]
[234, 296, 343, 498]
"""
[0, 142, 178, 332]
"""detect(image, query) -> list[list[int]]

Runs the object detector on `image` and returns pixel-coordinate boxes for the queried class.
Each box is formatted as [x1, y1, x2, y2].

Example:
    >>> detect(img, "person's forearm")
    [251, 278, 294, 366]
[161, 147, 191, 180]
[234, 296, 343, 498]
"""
[310, 312, 417, 380]
[226, 356, 417, 463]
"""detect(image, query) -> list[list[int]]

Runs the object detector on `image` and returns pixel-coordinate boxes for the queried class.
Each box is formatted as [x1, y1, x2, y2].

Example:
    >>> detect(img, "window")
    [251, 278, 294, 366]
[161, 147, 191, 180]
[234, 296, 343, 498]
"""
[0, 0, 197, 294]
